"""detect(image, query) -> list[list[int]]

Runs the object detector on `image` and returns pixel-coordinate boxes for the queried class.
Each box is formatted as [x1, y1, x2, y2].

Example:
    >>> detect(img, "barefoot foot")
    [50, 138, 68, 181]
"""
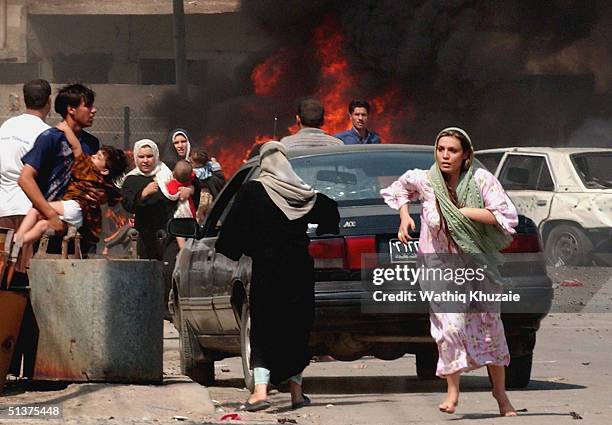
[438, 397, 458, 414]
[493, 391, 517, 416]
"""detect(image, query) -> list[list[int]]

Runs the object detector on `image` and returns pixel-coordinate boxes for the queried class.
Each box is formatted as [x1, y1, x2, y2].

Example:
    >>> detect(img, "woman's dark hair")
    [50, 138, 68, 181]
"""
[433, 129, 474, 252]
[100, 146, 129, 180]
[54, 83, 95, 118]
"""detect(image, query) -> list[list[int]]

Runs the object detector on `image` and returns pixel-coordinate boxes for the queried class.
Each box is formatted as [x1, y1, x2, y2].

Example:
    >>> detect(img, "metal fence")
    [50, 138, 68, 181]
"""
[0, 105, 168, 150]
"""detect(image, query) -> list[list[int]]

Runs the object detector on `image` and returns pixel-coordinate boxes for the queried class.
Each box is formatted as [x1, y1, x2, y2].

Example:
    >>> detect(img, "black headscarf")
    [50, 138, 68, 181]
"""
[160, 128, 193, 169]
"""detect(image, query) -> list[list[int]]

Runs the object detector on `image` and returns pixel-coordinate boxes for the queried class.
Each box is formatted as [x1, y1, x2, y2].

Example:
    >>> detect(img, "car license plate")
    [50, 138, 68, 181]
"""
[389, 239, 420, 263]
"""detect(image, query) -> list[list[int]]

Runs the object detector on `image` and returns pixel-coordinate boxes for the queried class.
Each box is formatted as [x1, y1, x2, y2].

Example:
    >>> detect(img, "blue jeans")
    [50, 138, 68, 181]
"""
[253, 367, 302, 386]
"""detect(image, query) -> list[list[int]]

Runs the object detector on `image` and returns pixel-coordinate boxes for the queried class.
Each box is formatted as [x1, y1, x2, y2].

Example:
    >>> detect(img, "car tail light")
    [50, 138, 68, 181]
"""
[309, 236, 379, 270]
[345, 236, 377, 269]
[501, 233, 542, 253]
[309, 238, 345, 269]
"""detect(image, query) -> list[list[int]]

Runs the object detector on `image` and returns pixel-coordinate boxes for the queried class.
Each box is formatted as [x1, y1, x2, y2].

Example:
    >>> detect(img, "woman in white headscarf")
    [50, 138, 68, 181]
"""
[216, 141, 339, 412]
[121, 139, 199, 317]
[121, 139, 198, 253]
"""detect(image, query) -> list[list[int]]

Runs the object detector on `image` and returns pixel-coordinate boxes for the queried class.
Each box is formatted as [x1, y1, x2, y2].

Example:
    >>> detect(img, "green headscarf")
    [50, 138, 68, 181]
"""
[428, 127, 512, 260]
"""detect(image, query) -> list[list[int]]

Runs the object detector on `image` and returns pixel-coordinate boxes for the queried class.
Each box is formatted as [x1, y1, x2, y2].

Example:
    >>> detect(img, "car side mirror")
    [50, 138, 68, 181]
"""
[167, 218, 201, 239]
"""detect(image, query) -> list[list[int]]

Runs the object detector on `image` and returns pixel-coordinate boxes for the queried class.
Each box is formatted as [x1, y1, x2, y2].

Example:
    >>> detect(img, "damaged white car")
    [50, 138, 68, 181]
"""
[476, 147, 612, 266]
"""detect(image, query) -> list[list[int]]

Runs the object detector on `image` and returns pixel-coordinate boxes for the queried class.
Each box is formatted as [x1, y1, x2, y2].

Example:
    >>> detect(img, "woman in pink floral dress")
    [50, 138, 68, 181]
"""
[380, 127, 518, 416]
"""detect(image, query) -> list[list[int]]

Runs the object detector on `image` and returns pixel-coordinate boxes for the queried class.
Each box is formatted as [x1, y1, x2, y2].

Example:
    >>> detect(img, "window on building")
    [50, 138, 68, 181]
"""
[139, 59, 208, 85]
[52, 53, 113, 84]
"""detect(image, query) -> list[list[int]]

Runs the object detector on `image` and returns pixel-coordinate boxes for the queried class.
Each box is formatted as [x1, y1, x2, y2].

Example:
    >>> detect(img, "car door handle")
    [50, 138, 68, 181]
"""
[536, 200, 547, 206]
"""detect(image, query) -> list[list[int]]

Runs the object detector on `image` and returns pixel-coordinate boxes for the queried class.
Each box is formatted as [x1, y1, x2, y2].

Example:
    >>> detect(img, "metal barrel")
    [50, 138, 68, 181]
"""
[0, 291, 28, 393]
[28, 259, 164, 383]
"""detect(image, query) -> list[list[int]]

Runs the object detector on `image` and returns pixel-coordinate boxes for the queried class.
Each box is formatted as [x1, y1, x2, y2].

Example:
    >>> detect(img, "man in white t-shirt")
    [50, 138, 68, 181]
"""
[0, 79, 51, 273]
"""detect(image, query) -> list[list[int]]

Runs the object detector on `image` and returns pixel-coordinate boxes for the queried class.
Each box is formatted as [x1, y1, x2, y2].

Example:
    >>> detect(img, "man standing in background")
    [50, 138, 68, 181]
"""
[335, 99, 381, 145]
[0, 79, 52, 275]
[280, 98, 343, 149]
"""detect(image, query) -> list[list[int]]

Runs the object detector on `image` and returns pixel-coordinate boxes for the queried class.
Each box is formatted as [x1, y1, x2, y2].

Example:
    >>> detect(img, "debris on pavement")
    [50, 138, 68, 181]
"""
[325, 404, 334, 408]
[172, 416, 189, 421]
[559, 279, 584, 287]
[581, 361, 591, 366]
[569, 411, 583, 420]
[278, 419, 298, 424]
[352, 363, 367, 369]
[221, 412, 242, 421]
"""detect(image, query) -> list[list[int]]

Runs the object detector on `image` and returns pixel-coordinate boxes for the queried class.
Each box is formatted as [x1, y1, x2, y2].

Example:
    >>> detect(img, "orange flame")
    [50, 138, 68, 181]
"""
[251, 49, 289, 96]
[313, 16, 355, 134]
[215, 14, 415, 177]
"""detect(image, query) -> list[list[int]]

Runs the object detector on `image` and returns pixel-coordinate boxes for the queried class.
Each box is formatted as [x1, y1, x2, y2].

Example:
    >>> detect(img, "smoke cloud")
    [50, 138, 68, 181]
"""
[151, 0, 611, 174]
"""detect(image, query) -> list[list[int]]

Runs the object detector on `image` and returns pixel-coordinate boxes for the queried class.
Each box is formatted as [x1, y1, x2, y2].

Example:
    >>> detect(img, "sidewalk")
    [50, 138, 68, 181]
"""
[1, 321, 215, 423]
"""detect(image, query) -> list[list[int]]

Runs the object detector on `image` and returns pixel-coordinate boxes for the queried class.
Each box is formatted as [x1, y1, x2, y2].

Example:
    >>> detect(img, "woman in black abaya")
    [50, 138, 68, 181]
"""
[216, 141, 339, 412]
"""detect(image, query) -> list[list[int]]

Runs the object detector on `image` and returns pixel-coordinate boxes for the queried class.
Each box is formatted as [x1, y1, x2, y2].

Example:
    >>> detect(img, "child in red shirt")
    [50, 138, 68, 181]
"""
[166, 159, 196, 248]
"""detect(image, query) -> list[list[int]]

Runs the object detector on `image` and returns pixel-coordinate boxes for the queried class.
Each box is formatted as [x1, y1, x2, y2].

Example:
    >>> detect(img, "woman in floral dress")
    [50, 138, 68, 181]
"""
[380, 127, 518, 416]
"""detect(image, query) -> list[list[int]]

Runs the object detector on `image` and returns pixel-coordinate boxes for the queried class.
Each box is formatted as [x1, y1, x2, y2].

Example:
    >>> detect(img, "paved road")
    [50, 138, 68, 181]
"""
[207, 311, 612, 424]
[205, 266, 612, 424]
[1, 266, 610, 424]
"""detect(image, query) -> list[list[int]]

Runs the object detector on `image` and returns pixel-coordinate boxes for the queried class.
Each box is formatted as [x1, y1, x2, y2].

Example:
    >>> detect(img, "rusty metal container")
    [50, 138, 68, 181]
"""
[28, 259, 164, 383]
[0, 291, 27, 393]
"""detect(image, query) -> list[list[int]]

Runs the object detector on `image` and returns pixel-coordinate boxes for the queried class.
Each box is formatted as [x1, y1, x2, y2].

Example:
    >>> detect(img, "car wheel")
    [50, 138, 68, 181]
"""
[505, 353, 533, 389]
[240, 301, 254, 391]
[177, 304, 215, 386]
[545, 224, 593, 266]
[416, 350, 438, 380]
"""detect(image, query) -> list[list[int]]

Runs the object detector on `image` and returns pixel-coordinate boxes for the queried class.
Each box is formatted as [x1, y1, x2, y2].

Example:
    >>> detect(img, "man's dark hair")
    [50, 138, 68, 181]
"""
[100, 146, 128, 180]
[23, 79, 51, 110]
[297, 98, 324, 128]
[54, 83, 95, 118]
[348, 99, 370, 114]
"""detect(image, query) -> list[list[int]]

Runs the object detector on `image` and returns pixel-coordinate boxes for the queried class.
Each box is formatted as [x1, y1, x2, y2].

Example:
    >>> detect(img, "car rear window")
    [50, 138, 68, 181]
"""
[290, 151, 435, 206]
[571, 152, 612, 188]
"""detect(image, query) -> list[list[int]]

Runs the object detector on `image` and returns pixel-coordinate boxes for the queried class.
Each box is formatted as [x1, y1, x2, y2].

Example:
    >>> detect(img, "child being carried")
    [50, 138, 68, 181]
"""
[13, 122, 128, 251]
[166, 159, 196, 248]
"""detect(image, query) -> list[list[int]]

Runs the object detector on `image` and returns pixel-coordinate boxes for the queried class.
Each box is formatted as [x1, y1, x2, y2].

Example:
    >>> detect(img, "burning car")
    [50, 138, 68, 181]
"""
[169, 145, 552, 389]
[476, 147, 612, 266]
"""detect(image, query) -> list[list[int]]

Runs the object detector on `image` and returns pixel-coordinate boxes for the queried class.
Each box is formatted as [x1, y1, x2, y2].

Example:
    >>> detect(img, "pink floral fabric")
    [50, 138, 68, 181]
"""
[380, 167, 518, 376]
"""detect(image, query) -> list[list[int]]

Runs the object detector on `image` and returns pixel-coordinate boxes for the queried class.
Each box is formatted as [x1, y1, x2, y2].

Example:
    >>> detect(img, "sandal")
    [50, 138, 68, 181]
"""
[237, 399, 271, 412]
[291, 394, 311, 410]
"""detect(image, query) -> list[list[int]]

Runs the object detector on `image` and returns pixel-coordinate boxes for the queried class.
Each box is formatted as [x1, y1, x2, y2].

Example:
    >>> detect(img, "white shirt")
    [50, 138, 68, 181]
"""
[0, 113, 51, 217]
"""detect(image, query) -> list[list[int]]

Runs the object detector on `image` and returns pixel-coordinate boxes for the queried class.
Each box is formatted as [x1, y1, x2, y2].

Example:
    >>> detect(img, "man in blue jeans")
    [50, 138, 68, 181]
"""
[334, 99, 381, 145]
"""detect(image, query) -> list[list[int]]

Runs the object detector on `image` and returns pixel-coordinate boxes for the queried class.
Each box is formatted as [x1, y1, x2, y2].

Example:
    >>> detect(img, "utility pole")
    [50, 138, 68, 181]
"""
[172, 0, 187, 98]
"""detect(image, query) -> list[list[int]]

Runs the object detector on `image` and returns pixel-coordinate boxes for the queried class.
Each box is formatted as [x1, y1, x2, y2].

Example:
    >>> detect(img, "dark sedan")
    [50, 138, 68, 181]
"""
[168, 144, 552, 389]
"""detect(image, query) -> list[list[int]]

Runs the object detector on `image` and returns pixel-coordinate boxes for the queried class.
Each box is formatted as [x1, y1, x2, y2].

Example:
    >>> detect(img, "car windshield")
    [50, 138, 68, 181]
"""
[571, 152, 612, 189]
[290, 151, 434, 206]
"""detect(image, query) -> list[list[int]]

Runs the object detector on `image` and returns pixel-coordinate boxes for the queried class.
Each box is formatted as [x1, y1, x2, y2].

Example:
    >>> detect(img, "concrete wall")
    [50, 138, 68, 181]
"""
[26, 12, 270, 85]
[27, 0, 239, 15]
[0, 0, 27, 62]
[0, 83, 181, 148]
